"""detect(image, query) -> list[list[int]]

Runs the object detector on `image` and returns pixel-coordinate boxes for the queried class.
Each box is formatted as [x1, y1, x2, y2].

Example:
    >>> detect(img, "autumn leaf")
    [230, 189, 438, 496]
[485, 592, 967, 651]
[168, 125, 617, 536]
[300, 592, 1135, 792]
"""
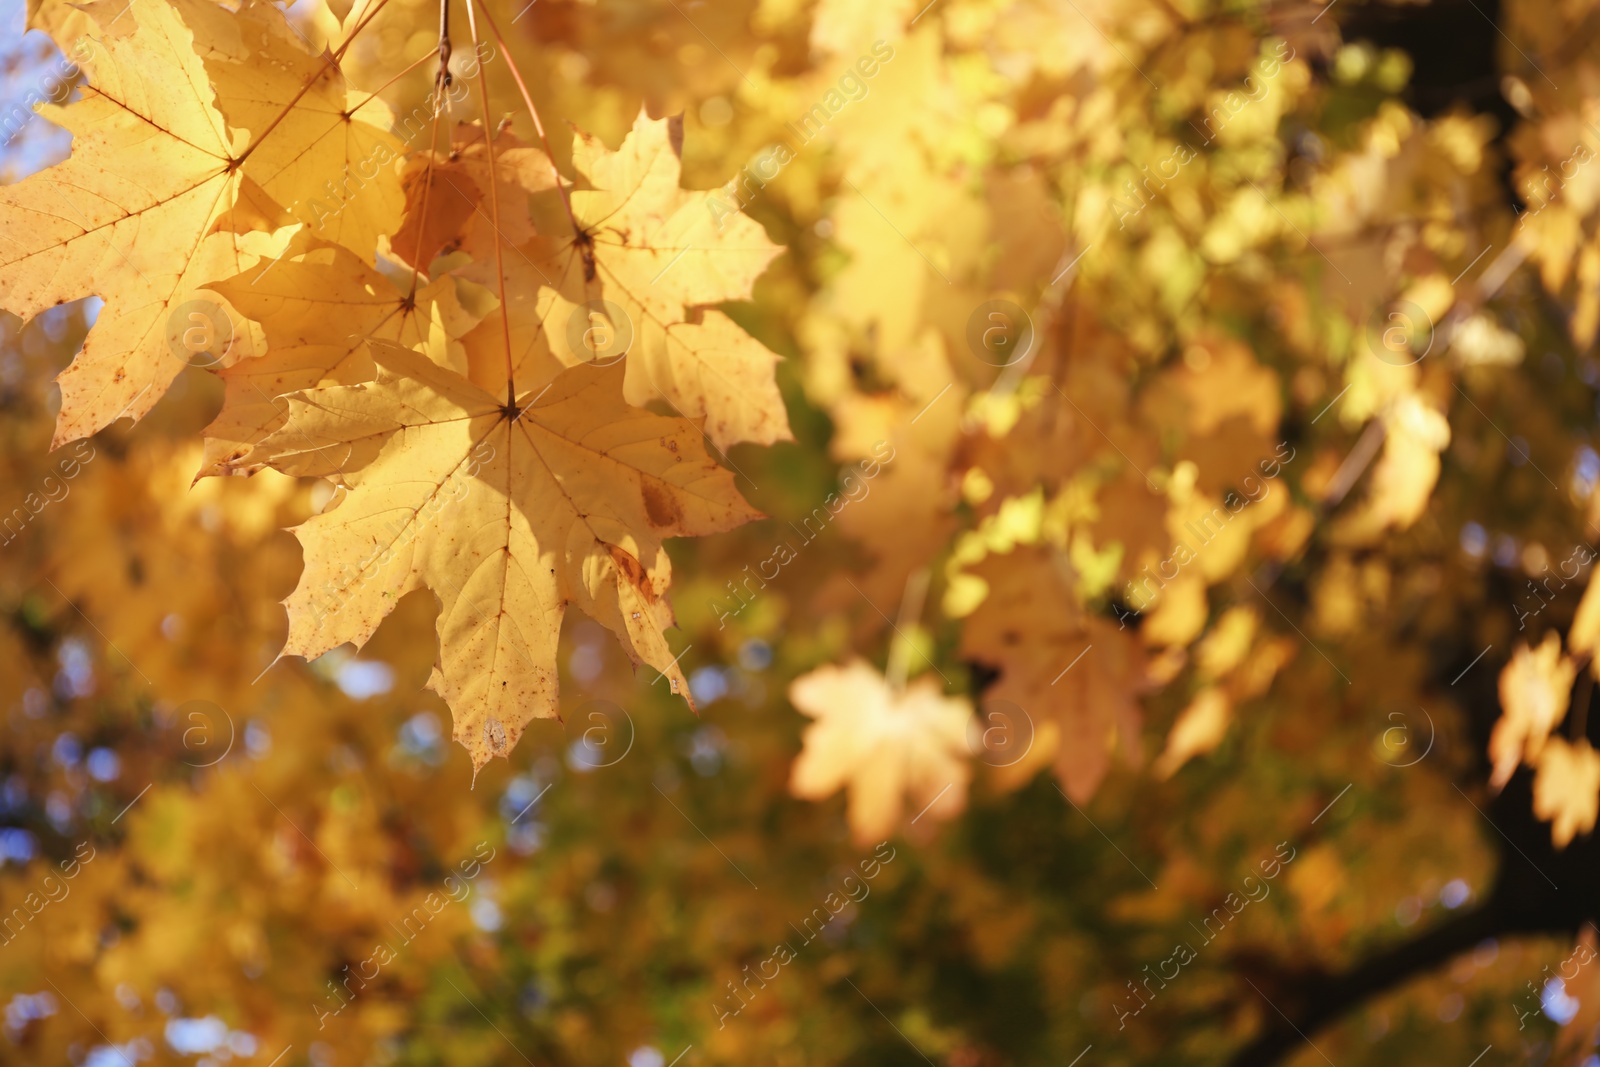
[389, 122, 559, 273]
[1490, 633, 1578, 790]
[1569, 565, 1600, 671]
[0, 0, 283, 447]
[1153, 687, 1231, 779]
[789, 659, 973, 844]
[171, 0, 405, 259]
[1195, 605, 1260, 679]
[1533, 737, 1600, 848]
[200, 239, 485, 474]
[959, 545, 1144, 801]
[1332, 393, 1452, 542]
[505, 112, 792, 450]
[254, 341, 759, 771]
[9, 1, 1600, 1061]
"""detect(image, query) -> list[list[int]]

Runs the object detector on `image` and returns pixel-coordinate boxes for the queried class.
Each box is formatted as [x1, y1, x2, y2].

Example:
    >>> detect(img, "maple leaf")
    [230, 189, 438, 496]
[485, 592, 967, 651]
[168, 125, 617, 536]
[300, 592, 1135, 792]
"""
[389, 122, 559, 274]
[1569, 566, 1600, 671]
[1152, 687, 1230, 779]
[502, 112, 792, 451]
[200, 239, 485, 474]
[1533, 737, 1600, 848]
[1331, 393, 1452, 542]
[788, 659, 973, 844]
[0, 0, 283, 447]
[171, 0, 405, 259]
[821, 340, 963, 614]
[1490, 634, 1578, 790]
[253, 341, 759, 771]
[959, 545, 1144, 801]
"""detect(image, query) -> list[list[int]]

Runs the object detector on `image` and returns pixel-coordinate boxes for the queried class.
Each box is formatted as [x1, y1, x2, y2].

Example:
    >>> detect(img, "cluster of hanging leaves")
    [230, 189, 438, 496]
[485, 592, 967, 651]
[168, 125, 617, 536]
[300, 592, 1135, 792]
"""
[4, 0, 794, 773]
[10, 0, 1600, 1063]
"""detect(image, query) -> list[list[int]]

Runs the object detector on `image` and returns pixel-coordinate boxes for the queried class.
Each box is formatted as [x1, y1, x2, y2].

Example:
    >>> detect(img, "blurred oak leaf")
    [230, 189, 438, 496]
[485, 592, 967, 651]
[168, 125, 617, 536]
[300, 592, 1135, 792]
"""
[788, 659, 973, 844]
[253, 341, 759, 771]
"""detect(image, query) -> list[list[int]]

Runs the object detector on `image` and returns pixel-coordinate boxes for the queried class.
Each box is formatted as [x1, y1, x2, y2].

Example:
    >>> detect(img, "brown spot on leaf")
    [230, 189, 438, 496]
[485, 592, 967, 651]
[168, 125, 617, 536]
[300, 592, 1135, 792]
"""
[641, 481, 681, 528]
[606, 543, 660, 605]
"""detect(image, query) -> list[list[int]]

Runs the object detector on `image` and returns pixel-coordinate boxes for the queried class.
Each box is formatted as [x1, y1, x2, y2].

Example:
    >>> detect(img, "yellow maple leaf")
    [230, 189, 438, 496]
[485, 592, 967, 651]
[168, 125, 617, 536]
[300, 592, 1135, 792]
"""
[1490, 634, 1578, 789]
[0, 0, 282, 447]
[1153, 686, 1231, 779]
[172, 0, 404, 259]
[1533, 737, 1600, 848]
[253, 340, 760, 771]
[201, 240, 485, 474]
[789, 659, 973, 844]
[1139, 572, 1208, 647]
[389, 122, 559, 274]
[1570, 566, 1600, 670]
[960, 545, 1144, 801]
[1332, 393, 1451, 541]
[506, 112, 792, 450]
[1195, 606, 1260, 679]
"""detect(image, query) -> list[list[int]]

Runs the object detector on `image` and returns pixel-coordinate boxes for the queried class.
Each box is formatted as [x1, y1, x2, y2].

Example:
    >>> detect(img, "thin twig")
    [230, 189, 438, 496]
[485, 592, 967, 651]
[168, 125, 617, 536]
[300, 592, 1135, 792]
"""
[402, 6, 455, 296]
[403, 102, 447, 296]
[333, 0, 395, 61]
[435, 0, 453, 96]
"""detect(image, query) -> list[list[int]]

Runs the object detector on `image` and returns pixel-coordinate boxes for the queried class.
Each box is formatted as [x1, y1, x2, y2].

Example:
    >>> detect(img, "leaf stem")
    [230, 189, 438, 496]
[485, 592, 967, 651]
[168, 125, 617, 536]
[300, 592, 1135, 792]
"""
[472, 0, 586, 247]
[346, 50, 435, 118]
[461, 0, 516, 405]
[403, 80, 449, 297]
[399, 0, 455, 296]
[886, 568, 930, 696]
[333, 0, 395, 61]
